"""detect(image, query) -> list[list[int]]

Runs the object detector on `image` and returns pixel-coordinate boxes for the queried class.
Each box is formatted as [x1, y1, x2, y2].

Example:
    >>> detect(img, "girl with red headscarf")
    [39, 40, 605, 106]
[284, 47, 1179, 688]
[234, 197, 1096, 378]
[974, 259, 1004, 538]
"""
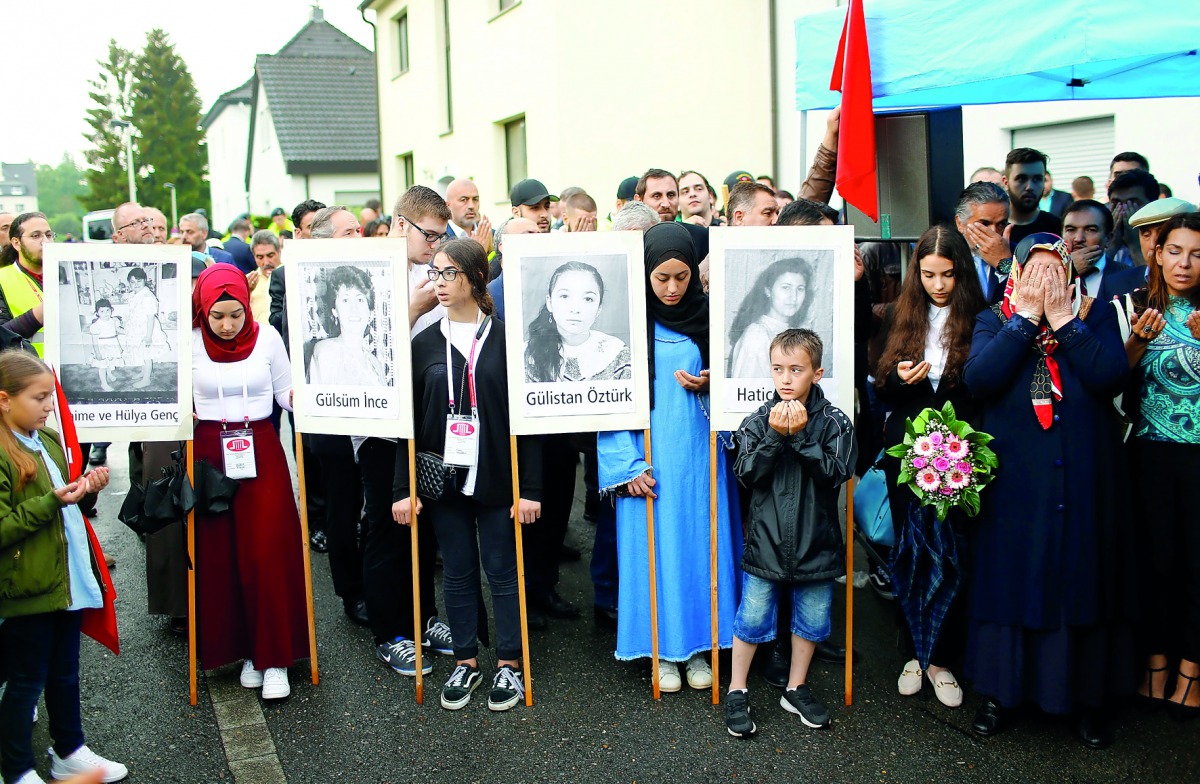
[191, 265, 308, 700]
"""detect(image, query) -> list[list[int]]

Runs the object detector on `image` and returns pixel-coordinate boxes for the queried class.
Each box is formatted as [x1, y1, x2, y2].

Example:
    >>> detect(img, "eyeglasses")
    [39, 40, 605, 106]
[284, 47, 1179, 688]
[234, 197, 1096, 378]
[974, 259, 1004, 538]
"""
[427, 267, 461, 282]
[401, 214, 448, 245]
[21, 231, 54, 241]
[117, 217, 152, 232]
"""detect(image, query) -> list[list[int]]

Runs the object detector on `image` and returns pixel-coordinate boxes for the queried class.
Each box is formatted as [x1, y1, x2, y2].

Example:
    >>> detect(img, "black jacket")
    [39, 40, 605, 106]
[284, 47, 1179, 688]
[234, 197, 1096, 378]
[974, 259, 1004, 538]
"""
[393, 318, 542, 507]
[734, 385, 857, 583]
[268, 265, 288, 351]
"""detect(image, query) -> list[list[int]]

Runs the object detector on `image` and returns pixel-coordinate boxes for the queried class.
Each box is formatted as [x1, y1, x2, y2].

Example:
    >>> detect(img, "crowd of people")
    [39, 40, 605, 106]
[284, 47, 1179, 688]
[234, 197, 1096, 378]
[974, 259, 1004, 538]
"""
[0, 123, 1196, 781]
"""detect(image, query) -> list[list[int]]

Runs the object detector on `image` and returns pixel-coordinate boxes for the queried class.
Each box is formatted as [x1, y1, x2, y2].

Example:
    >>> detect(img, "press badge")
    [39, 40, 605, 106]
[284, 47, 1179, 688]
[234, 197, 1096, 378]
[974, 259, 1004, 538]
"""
[443, 415, 479, 468]
[220, 429, 257, 479]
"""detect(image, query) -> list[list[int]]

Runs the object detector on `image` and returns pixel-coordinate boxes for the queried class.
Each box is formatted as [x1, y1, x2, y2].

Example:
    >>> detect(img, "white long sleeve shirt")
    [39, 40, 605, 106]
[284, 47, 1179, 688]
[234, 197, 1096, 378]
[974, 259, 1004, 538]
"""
[192, 326, 292, 423]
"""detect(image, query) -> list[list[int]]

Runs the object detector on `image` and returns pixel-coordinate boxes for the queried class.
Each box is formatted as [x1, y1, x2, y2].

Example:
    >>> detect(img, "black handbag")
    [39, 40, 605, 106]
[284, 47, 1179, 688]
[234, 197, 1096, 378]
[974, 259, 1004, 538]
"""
[415, 451, 457, 500]
[118, 449, 195, 536]
[194, 458, 240, 515]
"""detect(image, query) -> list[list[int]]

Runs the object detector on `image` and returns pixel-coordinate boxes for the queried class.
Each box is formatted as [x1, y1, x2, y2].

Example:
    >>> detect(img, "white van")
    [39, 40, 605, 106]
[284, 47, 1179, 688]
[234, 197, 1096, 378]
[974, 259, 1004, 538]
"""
[82, 209, 115, 242]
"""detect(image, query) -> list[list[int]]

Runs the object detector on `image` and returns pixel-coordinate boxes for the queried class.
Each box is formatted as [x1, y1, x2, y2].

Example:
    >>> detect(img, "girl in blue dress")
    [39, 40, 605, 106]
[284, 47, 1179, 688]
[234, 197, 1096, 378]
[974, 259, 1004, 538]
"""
[598, 222, 741, 693]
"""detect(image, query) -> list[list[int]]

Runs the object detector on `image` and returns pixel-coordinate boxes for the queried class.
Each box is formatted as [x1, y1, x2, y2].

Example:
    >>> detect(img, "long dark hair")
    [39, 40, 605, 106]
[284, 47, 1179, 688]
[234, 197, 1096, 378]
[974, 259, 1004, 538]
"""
[1146, 212, 1200, 313]
[727, 256, 813, 375]
[524, 261, 604, 382]
[876, 224, 986, 388]
[436, 238, 494, 315]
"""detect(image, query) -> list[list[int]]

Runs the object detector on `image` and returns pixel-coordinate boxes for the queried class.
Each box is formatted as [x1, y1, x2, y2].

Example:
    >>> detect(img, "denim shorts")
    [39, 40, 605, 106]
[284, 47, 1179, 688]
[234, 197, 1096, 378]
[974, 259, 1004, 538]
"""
[732, 572, 833, 644]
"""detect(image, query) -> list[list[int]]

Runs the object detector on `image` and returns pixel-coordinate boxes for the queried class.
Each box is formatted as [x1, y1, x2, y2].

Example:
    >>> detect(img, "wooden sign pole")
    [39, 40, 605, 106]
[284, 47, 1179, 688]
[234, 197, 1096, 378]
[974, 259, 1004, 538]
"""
[645, 428, 661, 700]
[509, 436, 534, 706]
[407, 443, 424, 704]
[708, 431, 719, 705]
[186, 439, 198, 706]
[844, 476, 855, 707]
[294, 432, 320, 685]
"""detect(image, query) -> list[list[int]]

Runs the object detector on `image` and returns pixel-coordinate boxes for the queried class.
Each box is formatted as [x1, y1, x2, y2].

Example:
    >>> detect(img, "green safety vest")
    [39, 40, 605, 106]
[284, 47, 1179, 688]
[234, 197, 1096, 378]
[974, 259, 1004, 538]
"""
[0, 263, 45, 356]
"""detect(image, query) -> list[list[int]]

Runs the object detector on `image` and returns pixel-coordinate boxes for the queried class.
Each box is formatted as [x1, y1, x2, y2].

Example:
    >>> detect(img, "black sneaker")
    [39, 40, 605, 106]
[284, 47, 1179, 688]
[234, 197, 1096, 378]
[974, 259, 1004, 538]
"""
[780, 684, 830, 728]
[868, 561, 895, 601]
[725, 690, 757, 738]
[487, 665, 525, 711]
[440, 663, 481, 710]
[764, 642, 789, 689]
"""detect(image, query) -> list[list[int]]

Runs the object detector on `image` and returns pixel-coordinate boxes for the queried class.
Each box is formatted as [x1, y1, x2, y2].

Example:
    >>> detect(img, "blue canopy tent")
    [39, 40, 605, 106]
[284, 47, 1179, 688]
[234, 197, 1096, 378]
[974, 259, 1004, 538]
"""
[794, 1, 1200, 111]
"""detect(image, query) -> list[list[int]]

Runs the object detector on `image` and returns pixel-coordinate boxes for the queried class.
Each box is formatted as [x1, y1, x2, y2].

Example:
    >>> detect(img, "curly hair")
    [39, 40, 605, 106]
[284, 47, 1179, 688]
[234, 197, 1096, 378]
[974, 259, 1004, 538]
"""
[524, 261, 605, 382]
[318, 265, 375, 338]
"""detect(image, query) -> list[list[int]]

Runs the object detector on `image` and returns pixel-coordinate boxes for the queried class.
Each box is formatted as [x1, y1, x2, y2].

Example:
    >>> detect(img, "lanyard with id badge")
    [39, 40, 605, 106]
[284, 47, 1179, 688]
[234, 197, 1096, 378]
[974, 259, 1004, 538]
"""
[216, 364, 257, 479]
[443, 316, 488, 469]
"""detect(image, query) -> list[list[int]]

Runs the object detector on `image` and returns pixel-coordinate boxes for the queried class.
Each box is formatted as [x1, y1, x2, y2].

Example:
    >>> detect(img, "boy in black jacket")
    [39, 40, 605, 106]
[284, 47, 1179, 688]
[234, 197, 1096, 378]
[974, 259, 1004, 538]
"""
[725, 329, 857, 737]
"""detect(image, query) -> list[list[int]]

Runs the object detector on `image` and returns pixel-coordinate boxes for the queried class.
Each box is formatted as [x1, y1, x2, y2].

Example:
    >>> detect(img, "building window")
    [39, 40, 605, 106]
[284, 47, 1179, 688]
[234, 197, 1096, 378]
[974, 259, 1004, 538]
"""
[10, 185, 24, 196]
[399, 153, 415, 190]
[395, 12, 409, 75]
[499, 0, 518, 10]
[14, 203, 24, 213]
[503, 116, 527, 193]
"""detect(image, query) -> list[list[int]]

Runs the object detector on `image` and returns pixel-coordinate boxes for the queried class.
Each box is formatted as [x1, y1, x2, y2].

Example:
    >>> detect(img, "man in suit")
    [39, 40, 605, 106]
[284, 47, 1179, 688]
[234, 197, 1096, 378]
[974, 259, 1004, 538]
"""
[1061, 199, 1129, 298]
[953, 181, 1012, 304]
[223, 218, 257, 274]
[1040, 171, 1073, 218]
[180, 213, 235, 267]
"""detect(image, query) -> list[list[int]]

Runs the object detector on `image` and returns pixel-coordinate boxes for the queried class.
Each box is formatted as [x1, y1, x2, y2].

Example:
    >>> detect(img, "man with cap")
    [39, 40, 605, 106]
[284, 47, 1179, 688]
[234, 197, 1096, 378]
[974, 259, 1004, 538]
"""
[1098, 197, 1197, 301]
[600, 176, 639, 231]
[268, 207, 293, 236]
[511, 179, 557, 233]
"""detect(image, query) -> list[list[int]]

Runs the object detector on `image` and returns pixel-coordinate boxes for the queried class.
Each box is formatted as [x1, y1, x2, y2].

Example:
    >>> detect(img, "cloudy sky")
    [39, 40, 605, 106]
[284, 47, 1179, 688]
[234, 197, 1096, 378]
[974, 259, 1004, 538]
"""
[8, 1, 374, 166]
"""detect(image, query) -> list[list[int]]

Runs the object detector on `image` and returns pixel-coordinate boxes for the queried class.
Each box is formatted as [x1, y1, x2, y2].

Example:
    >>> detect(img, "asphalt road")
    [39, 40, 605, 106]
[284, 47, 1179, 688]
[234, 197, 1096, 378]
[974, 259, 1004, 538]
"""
[30, 439, 1200, 783]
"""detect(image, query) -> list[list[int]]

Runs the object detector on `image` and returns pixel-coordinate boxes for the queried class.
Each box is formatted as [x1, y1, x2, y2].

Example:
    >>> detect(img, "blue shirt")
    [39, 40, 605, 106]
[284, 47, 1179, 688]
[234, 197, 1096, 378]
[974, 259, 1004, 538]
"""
[12, 430, 103, 611]
[488, 273, 506, 322]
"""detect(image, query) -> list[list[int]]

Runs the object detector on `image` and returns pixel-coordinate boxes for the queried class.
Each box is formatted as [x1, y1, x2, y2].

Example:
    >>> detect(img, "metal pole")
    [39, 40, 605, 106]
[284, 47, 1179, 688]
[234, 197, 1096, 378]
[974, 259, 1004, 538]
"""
[165, 185, 178, 236]
[124, 129, 136, 204]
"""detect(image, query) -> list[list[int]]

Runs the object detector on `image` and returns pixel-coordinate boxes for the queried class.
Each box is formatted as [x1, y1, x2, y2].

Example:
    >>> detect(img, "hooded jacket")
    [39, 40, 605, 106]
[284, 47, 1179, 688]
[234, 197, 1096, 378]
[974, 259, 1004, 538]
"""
[734, 384, 857, 583]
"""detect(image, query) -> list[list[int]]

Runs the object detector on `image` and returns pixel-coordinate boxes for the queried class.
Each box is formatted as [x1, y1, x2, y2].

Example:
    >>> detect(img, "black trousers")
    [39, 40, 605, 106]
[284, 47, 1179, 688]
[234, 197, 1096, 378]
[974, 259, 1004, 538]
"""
[358, 438, 438, 644]
[1133, 438, 1200, 662]
[523, 433, 578, 598]
[309, 434, 364, 603]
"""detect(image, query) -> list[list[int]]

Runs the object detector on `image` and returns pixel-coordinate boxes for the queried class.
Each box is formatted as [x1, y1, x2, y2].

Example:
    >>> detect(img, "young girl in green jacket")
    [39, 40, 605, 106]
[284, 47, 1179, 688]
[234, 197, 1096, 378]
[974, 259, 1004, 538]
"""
[0, 350, 125, 784]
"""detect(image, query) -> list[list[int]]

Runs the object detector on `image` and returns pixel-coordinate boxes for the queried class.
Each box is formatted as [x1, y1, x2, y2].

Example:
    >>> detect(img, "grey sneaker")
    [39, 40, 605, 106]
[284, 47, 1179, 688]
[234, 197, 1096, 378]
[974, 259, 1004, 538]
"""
[487, 665, 525, 712]
[376, 637, 431, 676]
[725, 690, 757, 738]
[440, 663, 481, 710]
[780, 684, 830, 728]
[423, 617, 454, 655]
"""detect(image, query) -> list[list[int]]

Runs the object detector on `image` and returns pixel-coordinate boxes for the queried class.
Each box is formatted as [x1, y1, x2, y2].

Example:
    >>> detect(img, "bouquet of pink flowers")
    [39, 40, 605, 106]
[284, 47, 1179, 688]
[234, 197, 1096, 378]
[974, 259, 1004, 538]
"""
[885, 401, 997, 521]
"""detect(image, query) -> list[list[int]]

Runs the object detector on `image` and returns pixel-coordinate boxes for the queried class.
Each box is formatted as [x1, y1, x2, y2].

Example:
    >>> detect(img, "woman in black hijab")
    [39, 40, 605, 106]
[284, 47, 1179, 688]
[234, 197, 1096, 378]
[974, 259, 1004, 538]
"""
[597, 222, 742, 694]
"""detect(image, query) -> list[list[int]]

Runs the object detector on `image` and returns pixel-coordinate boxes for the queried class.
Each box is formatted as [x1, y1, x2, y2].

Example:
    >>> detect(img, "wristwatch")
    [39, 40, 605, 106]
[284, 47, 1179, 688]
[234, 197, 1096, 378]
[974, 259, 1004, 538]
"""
[1016, 309, 1037, 323]
[997, 257, 1013, 276]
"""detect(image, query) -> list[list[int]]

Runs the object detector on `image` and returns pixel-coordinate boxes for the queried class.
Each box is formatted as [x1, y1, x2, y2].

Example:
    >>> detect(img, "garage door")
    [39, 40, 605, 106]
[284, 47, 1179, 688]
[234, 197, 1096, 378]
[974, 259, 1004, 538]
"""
[1011, 117, 1115, 194]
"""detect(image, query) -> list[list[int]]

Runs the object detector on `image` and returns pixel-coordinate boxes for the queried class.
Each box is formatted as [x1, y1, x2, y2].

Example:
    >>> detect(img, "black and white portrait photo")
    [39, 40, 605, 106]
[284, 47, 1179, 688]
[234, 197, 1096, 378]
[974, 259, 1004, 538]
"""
[284, 238, 414, 439]
[708, 225, 856, 431]
[723, 248, 836, 379]
[43, 243, 193, 442]
[501, 231, 650, 436]
[520, 254, 632, 384]
[300, 261, 395, 388]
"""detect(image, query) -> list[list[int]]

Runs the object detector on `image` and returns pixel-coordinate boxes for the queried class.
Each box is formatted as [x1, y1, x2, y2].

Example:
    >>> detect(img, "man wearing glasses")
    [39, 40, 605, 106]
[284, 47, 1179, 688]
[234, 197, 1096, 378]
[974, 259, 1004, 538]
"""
[112, 202, 154, 245]
[390, 185, 451, 336]
[0, 212, 54, 357]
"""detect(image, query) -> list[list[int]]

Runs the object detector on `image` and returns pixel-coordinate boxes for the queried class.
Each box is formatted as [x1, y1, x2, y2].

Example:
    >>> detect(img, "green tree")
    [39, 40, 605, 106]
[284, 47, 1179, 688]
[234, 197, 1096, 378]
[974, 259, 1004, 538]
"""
[81, 40, 134, 212]
[131, 29, 210, 219]
[37, 154, 89, 221]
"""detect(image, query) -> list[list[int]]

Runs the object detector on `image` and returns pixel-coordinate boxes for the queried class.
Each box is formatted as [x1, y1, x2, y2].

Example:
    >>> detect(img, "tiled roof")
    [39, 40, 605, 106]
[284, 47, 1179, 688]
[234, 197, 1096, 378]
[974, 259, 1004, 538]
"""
[275, 16, 372, 59]
[200, 76, 253, 129]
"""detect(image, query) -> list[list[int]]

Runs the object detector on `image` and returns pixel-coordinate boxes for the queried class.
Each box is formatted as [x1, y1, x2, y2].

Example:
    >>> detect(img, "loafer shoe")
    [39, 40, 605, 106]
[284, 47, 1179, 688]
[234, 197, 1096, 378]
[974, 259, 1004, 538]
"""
[533, 590, 580, 619]
[48, 744, 128, 782]
[928, 669, 963, 708]
[897, 660, 923, 696]
[343, 598, 370, 627]
[972, 698, 1007, 737]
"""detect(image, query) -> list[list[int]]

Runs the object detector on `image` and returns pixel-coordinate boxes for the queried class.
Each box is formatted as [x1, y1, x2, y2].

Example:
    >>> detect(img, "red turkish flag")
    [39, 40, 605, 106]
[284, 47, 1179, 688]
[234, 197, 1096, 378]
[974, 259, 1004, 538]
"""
[829, 0, 878, 221]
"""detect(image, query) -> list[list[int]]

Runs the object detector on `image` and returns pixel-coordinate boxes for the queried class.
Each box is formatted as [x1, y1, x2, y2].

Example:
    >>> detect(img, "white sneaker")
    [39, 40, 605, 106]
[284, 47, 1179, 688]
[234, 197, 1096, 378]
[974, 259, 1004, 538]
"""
[239, 660, 264, 689]
[13, 770, 46, 784]
[261, 667, 290, 700]
[48, 744, 129, 782]
[927, 668, 963, 708]
[685, 653, 713, 689]
[897, 659, 923, 696]
[657, 660, 682, 693]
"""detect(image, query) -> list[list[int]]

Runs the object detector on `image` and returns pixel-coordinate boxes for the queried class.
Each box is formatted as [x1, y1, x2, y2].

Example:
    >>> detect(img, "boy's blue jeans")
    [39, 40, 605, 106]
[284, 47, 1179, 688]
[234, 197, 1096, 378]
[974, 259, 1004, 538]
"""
[733, 572, 833, 644]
